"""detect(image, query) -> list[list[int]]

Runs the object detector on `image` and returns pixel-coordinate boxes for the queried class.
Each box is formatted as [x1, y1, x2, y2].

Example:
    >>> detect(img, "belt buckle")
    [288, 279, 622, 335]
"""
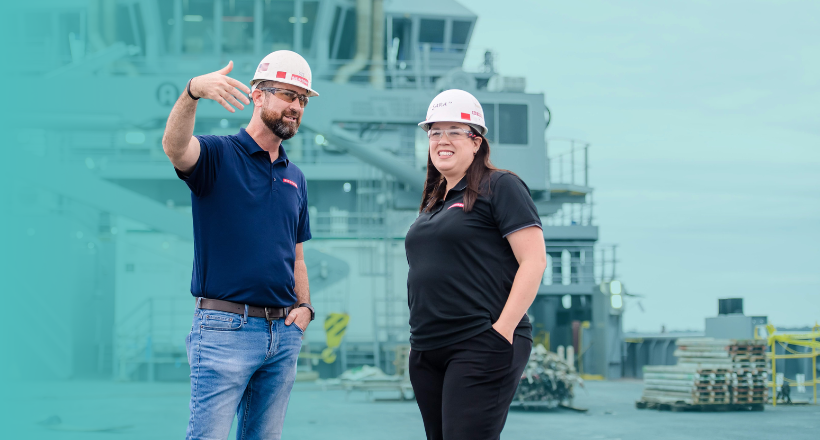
[264, 307, 272, 321]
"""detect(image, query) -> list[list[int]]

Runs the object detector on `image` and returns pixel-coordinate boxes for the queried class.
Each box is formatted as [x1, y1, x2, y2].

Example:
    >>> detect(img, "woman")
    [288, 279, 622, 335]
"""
[405, 89, 547, 440]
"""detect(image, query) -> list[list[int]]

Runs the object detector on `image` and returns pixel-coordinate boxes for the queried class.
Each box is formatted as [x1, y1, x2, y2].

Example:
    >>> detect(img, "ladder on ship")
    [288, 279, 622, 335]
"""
[356, 166, 408, 373]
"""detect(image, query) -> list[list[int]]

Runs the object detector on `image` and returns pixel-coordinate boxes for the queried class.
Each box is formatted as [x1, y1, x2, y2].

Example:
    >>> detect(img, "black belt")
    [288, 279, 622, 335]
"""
[197, 298, 295, 320]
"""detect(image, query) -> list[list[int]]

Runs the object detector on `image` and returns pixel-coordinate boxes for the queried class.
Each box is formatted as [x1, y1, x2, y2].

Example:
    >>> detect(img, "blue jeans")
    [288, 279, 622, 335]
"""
[185, 306, 303, 440]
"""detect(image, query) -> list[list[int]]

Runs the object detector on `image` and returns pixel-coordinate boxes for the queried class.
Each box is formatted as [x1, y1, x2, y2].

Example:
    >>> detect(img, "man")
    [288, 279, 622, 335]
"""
[162, 50, 318, 440]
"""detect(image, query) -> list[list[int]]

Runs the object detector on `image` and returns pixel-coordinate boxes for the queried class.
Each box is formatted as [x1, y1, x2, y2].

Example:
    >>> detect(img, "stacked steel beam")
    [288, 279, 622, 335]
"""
[641, 365, 733, 405]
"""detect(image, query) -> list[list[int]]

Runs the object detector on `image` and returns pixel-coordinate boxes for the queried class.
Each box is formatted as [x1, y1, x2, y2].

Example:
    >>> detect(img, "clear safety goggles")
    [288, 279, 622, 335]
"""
[427, 129, 478, 141]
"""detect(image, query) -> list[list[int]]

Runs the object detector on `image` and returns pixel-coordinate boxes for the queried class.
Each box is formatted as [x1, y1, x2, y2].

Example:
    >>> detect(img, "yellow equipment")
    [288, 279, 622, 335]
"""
[762, 323, 820, 406]
[322, 313, 350, 364]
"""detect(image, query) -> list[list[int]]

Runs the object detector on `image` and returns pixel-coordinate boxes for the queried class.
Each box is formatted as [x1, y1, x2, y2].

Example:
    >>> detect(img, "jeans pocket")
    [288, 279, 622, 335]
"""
[200, 312, 243, 331]
[289, 322, 305, 335]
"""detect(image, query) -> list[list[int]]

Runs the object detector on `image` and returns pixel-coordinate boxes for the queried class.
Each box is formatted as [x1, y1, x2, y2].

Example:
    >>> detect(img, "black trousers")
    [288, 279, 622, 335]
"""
[409, 328, 532, 440]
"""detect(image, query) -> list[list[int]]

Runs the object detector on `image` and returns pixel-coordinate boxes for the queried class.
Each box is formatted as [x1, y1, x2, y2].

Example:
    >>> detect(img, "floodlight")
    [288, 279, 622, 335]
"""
[611, 294, 623, 309]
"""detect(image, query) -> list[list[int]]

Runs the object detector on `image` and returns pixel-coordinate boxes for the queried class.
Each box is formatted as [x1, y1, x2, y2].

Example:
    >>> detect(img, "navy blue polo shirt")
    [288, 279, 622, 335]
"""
[176, 128, 311, 307]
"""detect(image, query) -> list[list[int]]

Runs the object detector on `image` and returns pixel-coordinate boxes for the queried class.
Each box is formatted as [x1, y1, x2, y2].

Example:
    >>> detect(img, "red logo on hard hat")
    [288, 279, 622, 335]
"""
[448, 203, 464, 210]
[291, 74, 309, 87]
[258, 63, 269, 72]
[472, 111, 483, 118]
[283, 178, 298, 189]
[276, 71, 287, 79]
[461, 113, 471, 120]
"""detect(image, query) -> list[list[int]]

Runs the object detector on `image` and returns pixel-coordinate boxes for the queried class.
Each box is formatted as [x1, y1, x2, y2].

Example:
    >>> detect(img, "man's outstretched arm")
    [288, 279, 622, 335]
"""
[162, 61, 251, 174]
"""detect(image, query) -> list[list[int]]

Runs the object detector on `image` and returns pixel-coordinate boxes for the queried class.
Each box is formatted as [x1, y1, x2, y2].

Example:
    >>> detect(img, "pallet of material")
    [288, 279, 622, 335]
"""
[640, 338, 772, 413]
[728, 340, 766, 350]
[733, 376, 768, 385]
[733, 360, 767, 368]
[732, 396, 767, 404]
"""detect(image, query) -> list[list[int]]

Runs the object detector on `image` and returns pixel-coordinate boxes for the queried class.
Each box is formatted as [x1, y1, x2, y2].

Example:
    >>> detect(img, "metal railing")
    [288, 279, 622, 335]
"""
[548, 138, 590, 188]
[114, 297, 194, 381]
[319, 57, 465, 85]
[542, 244, 618, 286]
[49, 125, 419, 169]
[596, 245, 619, 284]
[309, 210, 389, 238]
[542, 201, 594, 226]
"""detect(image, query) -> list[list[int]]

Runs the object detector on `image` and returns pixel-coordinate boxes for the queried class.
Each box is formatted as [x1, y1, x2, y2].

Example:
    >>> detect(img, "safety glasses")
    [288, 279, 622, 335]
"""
[427, 129, 478, 141]
[258, 87, 309, 108]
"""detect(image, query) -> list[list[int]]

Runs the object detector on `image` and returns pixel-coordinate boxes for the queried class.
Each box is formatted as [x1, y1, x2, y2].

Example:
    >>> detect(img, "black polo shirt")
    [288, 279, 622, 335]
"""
[175, 128, 311, 308]
[405, 171, 542, 351]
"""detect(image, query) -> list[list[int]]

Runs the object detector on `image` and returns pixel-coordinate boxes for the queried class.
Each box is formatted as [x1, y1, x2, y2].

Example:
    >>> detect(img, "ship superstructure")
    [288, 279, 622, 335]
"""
[10, 0, 625, 380]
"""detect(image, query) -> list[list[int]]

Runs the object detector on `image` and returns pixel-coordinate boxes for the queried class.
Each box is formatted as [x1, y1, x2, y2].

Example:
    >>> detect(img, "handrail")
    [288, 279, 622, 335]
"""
[547, 138, 590, 188]
[542, 244, 619, 285]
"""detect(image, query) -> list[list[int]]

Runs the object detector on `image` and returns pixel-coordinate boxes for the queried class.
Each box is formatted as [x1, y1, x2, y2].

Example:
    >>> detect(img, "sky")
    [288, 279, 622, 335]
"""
[461, 0, 820, 332]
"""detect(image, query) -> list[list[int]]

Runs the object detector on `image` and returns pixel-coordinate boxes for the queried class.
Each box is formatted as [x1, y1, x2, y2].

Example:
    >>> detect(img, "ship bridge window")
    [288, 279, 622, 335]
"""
[263, 1, 295, 51]
[479, 103, 528, 145]
[301, 2, 320, 50]
[499, 104, 528, 145]
[450, 20, 472, 52]
[328, 6, 342, 54]
[221, 0, 255, 54]
[391, 17, 412, 63]
[331, 7, 357, 60]
[419, 19, 445, 49]
[112, 3, 146, 54]
[48, 11, 82, 65]
[182, 0, 216, 54]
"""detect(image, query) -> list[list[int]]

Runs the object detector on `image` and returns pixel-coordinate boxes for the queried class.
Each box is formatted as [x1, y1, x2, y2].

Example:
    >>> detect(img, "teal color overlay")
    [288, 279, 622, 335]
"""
[1, 1, 818, 439]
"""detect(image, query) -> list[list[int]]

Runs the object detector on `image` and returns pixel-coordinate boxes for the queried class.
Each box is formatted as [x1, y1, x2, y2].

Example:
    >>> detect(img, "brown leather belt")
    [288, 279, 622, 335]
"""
[197, 298, 295, 320]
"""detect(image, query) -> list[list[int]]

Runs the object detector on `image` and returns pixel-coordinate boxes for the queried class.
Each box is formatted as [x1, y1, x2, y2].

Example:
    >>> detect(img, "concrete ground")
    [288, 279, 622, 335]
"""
[4, 379, 818, 439]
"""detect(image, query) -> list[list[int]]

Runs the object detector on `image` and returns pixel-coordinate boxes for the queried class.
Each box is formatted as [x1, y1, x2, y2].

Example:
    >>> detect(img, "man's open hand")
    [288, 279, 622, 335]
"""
[189, 61, 252, 113]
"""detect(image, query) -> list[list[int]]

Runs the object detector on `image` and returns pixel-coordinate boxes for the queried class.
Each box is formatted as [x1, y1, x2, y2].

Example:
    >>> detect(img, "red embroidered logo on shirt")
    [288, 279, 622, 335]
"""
[283, 178, 298, 188]
[448, 203, 464, 210]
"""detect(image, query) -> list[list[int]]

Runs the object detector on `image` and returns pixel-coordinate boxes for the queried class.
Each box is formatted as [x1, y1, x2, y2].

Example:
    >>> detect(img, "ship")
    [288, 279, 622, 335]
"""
[7, 0, 626, 382]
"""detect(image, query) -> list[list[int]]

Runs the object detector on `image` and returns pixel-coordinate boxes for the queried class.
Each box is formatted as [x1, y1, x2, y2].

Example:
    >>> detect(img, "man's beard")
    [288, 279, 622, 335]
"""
[261, 106, 300, 140]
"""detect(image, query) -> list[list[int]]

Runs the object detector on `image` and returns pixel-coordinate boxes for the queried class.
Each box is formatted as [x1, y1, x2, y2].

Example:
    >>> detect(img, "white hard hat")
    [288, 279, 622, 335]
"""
[250, 50, 319, 97]
[418, 89, 487, 136]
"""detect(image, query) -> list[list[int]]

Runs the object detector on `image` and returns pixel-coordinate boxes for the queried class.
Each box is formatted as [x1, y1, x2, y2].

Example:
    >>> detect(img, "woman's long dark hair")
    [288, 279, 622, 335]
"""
[419, 133, 513, 213]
